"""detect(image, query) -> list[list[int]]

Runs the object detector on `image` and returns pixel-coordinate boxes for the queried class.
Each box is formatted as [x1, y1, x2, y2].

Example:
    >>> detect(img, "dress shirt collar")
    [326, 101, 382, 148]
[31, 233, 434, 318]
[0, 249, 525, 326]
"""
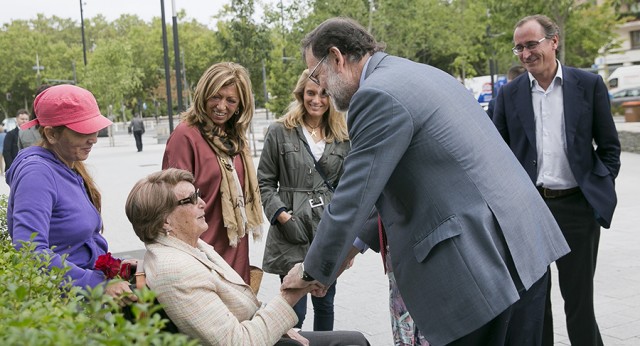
[529, 59, 563, 90]
[359, 55, 373, 86]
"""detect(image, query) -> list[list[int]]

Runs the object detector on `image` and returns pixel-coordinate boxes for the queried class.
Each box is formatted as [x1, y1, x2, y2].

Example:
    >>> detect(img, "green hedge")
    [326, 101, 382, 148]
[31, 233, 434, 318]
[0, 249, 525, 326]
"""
[0, 195, 197, 345]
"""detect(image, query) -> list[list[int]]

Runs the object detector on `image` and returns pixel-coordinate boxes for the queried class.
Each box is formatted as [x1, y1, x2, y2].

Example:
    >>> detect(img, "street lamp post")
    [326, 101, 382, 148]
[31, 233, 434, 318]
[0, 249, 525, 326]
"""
[33, 53, 45, 85]
[171, 0, 184, 113]
[368, 0, 375, 32]
[160, 0, 174, 133]
[80, 0, 87, 66]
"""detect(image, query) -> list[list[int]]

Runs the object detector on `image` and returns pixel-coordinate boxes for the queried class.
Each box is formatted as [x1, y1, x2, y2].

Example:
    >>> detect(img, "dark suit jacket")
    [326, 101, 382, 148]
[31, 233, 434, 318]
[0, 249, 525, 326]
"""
[303, 52, 569, 345]
[493, 67, 621, 228]
[3, 127, 20, 170]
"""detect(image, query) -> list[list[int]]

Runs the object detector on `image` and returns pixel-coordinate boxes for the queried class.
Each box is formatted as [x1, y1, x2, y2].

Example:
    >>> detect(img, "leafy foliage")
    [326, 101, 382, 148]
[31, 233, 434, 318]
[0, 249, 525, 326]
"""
[215, 0, 273, 107]
[0, 195, 197, 346]
[0, 1, 626, 120]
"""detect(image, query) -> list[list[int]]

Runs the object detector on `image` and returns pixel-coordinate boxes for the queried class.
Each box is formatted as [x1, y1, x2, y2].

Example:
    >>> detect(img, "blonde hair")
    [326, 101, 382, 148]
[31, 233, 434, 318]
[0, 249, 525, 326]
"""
[279, 69, 348, 143]
[125, 168, 195, 243]
[181, 62, 254, 152]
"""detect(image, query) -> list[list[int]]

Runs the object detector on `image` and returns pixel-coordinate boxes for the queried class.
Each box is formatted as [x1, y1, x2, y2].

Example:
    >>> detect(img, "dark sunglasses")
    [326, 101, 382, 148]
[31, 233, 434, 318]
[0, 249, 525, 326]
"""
[177, 188, 200, 206]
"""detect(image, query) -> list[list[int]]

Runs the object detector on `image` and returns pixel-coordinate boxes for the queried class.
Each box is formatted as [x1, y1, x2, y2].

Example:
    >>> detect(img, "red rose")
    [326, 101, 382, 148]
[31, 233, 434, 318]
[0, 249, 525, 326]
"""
[95, 252, 122, 280]
[119, 262, 132, 281]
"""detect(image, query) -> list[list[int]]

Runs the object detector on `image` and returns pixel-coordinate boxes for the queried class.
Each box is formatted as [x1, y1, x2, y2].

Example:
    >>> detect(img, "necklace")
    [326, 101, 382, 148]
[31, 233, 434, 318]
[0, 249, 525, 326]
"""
[304, 120, 322, 138]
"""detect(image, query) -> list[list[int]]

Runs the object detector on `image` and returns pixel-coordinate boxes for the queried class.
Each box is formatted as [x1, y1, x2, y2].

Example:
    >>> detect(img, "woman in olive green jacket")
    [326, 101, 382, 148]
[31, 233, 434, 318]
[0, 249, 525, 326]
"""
[258, 69, 349, 332]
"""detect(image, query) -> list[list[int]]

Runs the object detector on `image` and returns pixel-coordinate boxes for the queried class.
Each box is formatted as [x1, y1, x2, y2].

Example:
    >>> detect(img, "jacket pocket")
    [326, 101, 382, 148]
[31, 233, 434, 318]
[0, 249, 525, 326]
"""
[280, 143, 300, 155]
[591, 157, 612, 177]
[276, 216, 309, 245]
[413, 215, 462, 263]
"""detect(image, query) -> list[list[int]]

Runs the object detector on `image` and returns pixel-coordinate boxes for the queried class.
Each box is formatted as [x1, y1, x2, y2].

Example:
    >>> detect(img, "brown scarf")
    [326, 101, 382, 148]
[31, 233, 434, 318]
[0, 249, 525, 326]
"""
[202, 131, 263, 247]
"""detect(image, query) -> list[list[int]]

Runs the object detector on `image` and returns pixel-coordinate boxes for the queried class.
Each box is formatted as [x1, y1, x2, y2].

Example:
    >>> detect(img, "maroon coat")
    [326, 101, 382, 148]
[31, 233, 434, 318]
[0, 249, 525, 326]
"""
[162, 123, 250, 283]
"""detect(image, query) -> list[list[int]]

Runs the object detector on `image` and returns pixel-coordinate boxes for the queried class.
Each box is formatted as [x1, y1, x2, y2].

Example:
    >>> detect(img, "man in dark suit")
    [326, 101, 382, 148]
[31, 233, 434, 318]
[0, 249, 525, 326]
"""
[493, 14, 621, 346]
[282, 17, 570, 345]
[3, 109, 30, 171]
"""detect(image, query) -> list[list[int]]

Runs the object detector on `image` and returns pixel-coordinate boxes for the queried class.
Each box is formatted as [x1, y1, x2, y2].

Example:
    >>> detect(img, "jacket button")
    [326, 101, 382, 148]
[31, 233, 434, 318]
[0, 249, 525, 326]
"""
[532, 160, 537, 166]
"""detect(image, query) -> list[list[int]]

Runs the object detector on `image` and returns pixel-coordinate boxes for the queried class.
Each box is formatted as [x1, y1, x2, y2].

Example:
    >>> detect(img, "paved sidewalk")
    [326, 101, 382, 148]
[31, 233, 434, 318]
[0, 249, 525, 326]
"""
[1, 115, 638, 345]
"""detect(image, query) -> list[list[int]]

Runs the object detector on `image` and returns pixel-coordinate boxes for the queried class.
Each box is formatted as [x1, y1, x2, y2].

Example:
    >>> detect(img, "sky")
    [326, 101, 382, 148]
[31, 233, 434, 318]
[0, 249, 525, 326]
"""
[0, 0, 229, 27]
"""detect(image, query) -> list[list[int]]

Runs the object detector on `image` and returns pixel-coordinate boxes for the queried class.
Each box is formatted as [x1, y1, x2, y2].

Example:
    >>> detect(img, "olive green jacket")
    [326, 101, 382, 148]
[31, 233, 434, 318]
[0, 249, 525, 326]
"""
[258, 122, 350, 275]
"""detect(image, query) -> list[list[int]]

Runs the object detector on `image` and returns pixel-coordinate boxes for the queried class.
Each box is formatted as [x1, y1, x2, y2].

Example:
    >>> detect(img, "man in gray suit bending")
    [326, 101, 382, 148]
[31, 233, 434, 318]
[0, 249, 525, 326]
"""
[282, 17, 569, 345]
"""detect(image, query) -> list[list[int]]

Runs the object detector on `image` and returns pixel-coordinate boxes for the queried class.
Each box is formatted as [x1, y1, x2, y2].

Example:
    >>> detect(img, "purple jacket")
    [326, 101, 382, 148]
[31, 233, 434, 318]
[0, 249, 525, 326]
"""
[6, 146, 108, 288]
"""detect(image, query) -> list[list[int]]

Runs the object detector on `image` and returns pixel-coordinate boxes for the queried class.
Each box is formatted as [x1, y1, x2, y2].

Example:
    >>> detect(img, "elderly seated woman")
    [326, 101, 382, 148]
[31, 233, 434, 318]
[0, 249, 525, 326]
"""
[125, 168, 369, 346]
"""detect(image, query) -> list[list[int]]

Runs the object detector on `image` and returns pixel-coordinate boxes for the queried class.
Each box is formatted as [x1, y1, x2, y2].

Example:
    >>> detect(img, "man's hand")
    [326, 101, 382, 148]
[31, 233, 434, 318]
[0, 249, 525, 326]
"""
[281, 263, 314, 290]
[336, 246, 360, 277]
[281, 263, 328, 302]
[309, 285, 328, 298]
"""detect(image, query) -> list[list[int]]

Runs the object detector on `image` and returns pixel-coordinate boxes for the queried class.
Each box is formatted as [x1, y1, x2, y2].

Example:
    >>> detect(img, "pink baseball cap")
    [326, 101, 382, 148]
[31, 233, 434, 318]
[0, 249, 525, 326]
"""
[21, 84, 112, 134]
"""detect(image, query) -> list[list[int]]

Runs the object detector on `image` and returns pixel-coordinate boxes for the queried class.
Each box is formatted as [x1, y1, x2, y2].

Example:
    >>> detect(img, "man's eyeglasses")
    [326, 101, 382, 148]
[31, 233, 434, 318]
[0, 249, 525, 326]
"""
[308, 55, 328, 86]
[177, 188, 200, 206]
[512, 37, 546, 55]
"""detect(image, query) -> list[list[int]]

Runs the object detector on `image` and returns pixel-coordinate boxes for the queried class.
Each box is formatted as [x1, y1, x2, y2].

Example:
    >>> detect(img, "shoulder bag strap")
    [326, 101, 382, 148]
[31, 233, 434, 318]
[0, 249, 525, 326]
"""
[300, 139, 335, 193]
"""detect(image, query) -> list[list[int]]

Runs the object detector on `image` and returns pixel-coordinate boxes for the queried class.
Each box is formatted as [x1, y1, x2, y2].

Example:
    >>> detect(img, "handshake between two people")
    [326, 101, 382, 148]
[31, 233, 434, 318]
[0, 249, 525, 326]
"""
[279, 247, 359, 305]
[280, 262, 327, 304]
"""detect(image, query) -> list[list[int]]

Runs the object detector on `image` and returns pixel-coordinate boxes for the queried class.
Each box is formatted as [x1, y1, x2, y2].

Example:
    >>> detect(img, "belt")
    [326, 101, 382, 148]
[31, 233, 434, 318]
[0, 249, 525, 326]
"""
[537, 186, 580, 199]
[279, 186, 328, 193]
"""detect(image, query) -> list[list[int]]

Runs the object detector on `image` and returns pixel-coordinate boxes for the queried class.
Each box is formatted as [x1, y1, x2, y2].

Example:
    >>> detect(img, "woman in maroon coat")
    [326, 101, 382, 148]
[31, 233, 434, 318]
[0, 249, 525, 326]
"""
[162, 62, 263, 284]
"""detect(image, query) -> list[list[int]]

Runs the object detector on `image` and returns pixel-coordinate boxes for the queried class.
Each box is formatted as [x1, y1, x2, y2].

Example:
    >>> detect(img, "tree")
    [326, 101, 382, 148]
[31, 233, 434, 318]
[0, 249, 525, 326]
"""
[176, 17, 221, 107]
[81, 39, 143, 122]
[262, 0, 308, 117]
[0, 16, 82, 117]
[215, 0, 273, 107]
[484, 0, 621, 71]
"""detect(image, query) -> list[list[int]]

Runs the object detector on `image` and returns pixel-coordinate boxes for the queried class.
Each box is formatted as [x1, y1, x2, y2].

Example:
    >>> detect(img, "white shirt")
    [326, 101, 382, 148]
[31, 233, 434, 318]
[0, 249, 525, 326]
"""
[529, 61, 577, 189]
[302, 125, 326, 161]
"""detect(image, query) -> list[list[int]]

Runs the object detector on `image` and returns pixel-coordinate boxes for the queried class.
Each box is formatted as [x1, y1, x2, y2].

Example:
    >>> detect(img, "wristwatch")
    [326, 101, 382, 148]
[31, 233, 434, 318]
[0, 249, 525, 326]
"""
[299, 263, 315, 281]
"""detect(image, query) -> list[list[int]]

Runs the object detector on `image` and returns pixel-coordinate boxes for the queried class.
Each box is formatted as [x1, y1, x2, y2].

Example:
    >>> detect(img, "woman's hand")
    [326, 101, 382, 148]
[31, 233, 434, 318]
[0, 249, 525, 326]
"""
[285, 329, 309, 346]
[121, 258, 139, 268]
[280, 285, 311, 307]
[105, 280, 138, 306]
[276, 211, 292, 224]
[120, 258, 139, 279]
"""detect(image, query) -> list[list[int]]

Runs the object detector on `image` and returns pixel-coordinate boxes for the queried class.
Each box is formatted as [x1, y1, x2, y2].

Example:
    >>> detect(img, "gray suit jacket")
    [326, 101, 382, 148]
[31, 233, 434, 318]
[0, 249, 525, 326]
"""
[303, 52, 570, 345]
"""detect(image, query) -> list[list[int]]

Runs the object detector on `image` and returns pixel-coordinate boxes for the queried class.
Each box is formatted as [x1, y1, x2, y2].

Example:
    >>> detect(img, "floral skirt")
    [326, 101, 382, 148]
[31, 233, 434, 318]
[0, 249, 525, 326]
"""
[387, 253, 429, 346]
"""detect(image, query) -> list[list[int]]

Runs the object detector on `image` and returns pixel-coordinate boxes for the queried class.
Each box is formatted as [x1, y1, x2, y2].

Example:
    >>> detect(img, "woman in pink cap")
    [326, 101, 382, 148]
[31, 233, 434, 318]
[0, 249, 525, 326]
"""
[6, 84, 136, 303]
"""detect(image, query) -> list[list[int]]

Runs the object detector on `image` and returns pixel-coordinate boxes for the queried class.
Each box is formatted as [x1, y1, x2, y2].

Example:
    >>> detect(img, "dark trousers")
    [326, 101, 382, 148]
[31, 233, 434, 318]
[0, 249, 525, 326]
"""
[275, 331, 370, 346]
[542, 191, 603, 346]
[280, 275, 336, 331]
[446, 271, 549, 346]
[133, 130, 143, 152]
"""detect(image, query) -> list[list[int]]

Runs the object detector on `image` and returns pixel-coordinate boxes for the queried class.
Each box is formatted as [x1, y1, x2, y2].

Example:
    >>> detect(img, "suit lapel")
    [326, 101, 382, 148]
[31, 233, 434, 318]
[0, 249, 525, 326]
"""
[156, 235, 248, 287]
[197, 241, 249, 287]
[511, 75, 537, 148]
[561, 66, 582, 147]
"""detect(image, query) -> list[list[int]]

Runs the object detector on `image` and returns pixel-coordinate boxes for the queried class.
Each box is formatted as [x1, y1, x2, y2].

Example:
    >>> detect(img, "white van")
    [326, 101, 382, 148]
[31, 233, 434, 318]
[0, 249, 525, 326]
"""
[607, 65, 640, 94]
[2, 117, 16, 132]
